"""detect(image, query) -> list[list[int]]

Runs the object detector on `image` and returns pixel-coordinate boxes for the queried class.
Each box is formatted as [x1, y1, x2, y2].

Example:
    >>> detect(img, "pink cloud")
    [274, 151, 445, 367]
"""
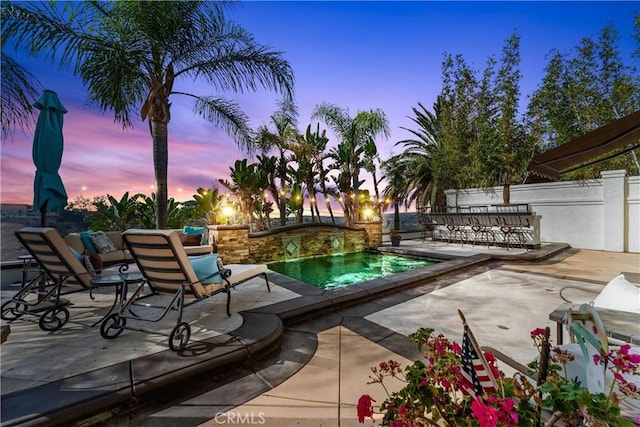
[0, 104, 245, 205]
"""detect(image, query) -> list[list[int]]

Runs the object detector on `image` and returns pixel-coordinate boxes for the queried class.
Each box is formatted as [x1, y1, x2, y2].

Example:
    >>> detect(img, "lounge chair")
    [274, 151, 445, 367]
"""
[223, 263, 270, 292]
[102, 229, 269, 351]
[2, 227, 132, 331]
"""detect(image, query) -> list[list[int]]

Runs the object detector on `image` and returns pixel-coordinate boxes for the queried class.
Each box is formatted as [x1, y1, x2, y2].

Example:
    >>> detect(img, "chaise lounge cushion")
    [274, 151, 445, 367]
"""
[593, 274, 640, 314]
[65, 231, 131, 266]
[65, 229, 214, 267]
[224, 263, 268, 286]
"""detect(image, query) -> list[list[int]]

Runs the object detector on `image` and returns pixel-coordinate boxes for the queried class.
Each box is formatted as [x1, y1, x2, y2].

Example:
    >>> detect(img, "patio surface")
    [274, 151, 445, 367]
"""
[1, 240, 638, 426]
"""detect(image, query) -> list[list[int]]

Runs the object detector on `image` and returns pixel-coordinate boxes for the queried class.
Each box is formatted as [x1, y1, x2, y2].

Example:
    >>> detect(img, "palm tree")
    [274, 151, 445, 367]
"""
[381, 156, 409, 231]
[327, 142, 354, 223]
[2, 1, 294, 228]
[253, 97, 299, 226]
[303, 124, 334, 222]
[396, 101, 447, 211]
[218, 159, 263, 229]
[312, 103, 390, 226]
[362, 136, 383, 216]
[290, 124, 331, 222]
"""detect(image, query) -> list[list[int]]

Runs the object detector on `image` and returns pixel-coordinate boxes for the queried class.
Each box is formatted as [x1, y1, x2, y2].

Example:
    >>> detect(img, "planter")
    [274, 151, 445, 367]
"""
[390, 236, 401, 247]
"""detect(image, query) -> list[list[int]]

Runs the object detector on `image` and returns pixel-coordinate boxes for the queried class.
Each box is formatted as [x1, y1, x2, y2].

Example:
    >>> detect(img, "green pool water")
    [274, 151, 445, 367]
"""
[268, 251, 437, 290]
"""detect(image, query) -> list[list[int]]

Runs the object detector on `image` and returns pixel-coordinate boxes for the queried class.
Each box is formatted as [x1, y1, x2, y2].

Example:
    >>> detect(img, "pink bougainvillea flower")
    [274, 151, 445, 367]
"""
[357, 394, 375, 423]
[530, 327, 546, 337]
[628, 353, 640, 364]
[500, 397, 519, 425]
[451, 341, 462, 355]
[471, 397, 500, 427]
[613, 372, 626, 383]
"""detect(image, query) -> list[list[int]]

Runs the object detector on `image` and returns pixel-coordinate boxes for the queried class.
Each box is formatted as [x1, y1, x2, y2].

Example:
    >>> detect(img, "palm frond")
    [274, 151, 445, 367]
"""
[186, 93, 252, 151]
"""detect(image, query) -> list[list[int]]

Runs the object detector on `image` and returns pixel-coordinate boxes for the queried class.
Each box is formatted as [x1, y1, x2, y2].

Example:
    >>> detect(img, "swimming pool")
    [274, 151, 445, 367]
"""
[268, 251, 438, 290]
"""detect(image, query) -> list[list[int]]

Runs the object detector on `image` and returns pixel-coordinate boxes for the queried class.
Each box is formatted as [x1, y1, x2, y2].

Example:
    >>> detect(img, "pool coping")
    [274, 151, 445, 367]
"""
[0, 243, 569, 426]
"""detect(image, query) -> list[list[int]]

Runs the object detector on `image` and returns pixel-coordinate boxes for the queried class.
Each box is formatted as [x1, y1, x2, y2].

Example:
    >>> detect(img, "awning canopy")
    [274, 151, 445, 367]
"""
[526, 110, 640, 181]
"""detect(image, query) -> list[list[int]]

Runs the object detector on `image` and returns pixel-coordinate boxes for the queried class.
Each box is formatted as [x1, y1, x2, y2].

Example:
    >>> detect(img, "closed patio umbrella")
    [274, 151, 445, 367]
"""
[32, 90, 68, 227]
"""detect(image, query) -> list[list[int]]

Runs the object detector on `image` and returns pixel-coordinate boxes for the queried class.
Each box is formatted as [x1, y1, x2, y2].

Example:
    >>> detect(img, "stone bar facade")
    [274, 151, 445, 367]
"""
[208, 222, 383, 264]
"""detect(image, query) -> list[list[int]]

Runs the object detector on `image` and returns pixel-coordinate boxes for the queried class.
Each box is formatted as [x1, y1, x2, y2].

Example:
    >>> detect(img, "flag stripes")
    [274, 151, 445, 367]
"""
[460, 325, 496, 396]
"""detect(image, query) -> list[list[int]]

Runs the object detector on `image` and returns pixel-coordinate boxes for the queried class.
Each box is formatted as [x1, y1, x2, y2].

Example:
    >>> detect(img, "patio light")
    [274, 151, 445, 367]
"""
[222, 205, 234, 224]
[362, 207, 374, 222]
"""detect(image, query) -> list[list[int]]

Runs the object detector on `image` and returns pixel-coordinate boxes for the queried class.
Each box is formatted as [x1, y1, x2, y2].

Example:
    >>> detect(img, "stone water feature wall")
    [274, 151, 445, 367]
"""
[208, 222, 383, 264]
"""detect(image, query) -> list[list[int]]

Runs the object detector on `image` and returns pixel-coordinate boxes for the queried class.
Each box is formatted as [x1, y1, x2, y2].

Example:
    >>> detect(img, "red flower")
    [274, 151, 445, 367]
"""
[530, 327, 546, 337]
[357, 394, 375, 423]
[451, 341, 462, 355]
[471, 397, 500, 427]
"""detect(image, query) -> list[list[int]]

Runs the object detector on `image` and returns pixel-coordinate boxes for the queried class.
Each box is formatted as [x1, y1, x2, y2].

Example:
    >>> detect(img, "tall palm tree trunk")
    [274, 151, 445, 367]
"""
[278, 152, 287, 226]
[393, 202, 400, 231]
[150, 112, 170, 229]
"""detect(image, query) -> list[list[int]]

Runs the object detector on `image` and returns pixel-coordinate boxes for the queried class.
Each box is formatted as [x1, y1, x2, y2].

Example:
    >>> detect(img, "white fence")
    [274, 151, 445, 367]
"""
[445, 170, 640, 253]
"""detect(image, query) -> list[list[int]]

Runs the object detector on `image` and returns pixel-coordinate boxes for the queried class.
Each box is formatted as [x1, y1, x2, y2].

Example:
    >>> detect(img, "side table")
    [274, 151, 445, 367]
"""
[90, 272, 143, 327]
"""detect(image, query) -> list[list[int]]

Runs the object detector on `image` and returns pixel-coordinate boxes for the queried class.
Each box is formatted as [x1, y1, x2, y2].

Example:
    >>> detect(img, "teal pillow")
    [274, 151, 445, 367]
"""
[188, 253, 221, 285]
[69, 247, 83, 263]
[79, 231, 97, 252]
[183, 226, 206, 245]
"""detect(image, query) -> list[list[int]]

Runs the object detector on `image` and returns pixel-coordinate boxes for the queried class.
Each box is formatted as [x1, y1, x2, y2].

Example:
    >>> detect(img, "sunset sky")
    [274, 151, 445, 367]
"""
[1, 1, 637, 207]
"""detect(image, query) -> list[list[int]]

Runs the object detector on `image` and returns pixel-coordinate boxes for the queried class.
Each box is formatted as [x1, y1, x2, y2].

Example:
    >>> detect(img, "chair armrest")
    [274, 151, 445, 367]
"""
[481, 346, 538, 383]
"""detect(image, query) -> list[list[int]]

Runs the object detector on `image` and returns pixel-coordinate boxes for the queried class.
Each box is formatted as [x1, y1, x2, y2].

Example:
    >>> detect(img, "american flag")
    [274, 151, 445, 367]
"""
[460, 325, 497, 396]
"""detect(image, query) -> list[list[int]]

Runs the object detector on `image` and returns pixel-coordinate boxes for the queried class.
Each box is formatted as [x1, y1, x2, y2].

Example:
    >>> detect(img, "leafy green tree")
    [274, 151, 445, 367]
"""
[472, 33, 530, 193]
[312, 103, 390, 226]
[527, 22, 640, 178]
[86, 192, 145, 231]
[192, 187, 223, 226]
[137, 193, 190, 229]
[439, 54, 478, 190]
[3, 1, 294, 228]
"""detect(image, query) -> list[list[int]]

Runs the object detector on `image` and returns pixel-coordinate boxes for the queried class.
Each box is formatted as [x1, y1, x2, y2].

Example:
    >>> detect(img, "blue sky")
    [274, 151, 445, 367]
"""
[1, 1, 638, 206]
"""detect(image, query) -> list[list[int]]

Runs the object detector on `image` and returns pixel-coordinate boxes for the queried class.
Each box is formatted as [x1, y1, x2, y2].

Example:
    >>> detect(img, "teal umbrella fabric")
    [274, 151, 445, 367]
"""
[32, 90, 68, 225]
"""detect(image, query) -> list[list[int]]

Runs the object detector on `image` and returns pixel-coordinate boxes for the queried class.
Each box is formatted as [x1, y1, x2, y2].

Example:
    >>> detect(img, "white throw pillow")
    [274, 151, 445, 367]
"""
[593, 274, 640, 314]
[89, 231, 118, 254]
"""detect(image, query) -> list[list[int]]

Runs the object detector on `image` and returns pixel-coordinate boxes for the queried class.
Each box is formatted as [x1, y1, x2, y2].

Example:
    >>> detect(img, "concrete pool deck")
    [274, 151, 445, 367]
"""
[1, 240, 639, 426]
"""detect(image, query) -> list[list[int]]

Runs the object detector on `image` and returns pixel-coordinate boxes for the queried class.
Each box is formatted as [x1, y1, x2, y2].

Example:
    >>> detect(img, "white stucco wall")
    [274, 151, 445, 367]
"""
[445, 170, 639, 253]
[627, 176, 640, 253]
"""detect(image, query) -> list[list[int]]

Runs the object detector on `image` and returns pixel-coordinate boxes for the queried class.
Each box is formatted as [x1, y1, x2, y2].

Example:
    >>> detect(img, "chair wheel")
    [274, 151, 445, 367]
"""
[100, 313, 126, 339]
[169, 322, 191, 351]
[39, 307, 69, 331]
[1, 299, 28, 321]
